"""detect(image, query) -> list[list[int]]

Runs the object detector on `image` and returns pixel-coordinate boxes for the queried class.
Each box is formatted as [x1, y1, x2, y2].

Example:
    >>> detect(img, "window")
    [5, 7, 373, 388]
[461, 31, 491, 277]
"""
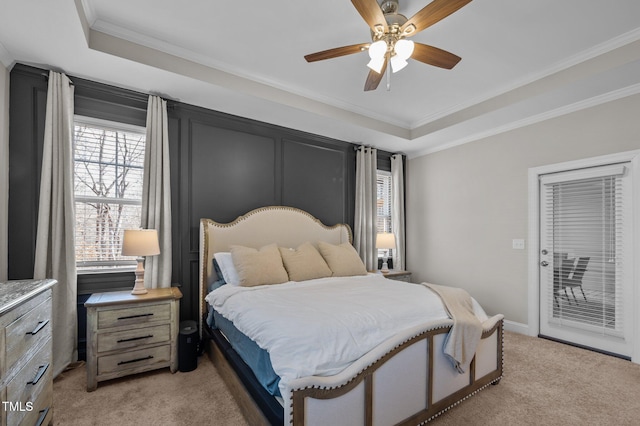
[377, 171, 393, 258]
[73, 116, 146, 272]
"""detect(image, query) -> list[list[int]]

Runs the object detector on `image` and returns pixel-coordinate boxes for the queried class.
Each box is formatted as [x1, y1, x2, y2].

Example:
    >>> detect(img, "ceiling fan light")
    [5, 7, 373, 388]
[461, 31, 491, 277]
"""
[394, 39, 414, 60]
[368, 40, 387, 60]
[390, 55, 408, 73]
[367, 56, 385, 74]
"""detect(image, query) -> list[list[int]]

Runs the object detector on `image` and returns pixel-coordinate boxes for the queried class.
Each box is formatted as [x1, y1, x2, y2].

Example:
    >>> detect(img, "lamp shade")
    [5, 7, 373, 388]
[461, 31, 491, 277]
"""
[367, 56, 386, 73]
[390, 55, 408, 73]
[122, 229, 160, 256]
[376, 232, 396, 249]
[394, 39, 414, 60]
[368, 40, 387, 60]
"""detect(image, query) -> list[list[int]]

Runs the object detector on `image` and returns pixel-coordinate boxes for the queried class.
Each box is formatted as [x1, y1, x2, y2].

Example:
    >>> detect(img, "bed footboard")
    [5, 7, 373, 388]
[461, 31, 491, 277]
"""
[290, 319, 503, 426]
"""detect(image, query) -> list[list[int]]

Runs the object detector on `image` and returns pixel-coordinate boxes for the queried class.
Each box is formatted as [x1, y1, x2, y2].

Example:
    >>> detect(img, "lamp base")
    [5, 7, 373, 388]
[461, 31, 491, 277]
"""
[131, 259, 148, 295]
[380, 258, 390, 273]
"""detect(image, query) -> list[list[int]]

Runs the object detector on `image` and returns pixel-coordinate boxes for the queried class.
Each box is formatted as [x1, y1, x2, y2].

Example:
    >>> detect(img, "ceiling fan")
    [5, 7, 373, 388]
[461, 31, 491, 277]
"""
[304, 0, 472, 91]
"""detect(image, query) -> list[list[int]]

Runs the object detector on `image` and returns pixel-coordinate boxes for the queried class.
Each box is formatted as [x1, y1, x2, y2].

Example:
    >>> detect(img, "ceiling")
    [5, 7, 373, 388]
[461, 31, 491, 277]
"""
[1, 0, 640, 157]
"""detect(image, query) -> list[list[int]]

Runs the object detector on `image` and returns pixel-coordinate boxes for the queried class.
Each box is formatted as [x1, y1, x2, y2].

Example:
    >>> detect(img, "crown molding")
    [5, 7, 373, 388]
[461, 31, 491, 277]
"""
[90, 18, 412, 130]
[0, 41, 13, 68]
[411, 27, 640, 129]
[410, 82, 640, 159]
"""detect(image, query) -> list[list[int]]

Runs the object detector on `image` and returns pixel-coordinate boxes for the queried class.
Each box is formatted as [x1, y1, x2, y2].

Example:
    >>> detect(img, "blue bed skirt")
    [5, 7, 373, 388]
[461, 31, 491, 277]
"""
[209, 310, 281, 397]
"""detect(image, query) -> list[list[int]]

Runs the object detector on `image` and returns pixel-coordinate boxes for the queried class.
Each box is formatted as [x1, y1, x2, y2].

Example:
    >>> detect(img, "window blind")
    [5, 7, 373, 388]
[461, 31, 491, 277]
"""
[377, 171, 392, 233]
[376, 171, 393, 259]
[541, 167, 625, 337]
[74, 116, 146, 271]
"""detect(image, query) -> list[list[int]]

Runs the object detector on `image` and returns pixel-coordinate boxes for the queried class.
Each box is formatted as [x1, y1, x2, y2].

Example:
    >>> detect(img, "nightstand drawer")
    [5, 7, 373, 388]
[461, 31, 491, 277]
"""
[6, 339, 52, 426]
[390, 274, 411, 282]
[98, 324, 171, 353]
[98, 344, 171, 376]
[5, 296, 52, 372]
[98, 303, 170, 329]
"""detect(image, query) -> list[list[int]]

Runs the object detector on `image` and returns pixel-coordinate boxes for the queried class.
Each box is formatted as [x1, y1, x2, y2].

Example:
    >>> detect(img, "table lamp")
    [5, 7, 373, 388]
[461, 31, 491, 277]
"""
[376, 232, 396, 273]
[122, 229, 160, 295]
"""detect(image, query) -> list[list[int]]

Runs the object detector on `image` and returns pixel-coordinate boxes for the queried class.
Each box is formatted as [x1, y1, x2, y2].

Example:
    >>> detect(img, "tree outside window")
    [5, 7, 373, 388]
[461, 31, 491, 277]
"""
[73, 117, 146, 272]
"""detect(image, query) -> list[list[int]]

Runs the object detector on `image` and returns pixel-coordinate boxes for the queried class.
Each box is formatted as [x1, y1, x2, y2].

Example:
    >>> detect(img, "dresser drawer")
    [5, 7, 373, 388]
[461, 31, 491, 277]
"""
[5, 296, 52, 372]
[6, 339, 52, 426]
[98, 302, 170, 329]
[98, 344, 171, 376]
[7, 373, 53, 426]
[97, 324, 171, 353]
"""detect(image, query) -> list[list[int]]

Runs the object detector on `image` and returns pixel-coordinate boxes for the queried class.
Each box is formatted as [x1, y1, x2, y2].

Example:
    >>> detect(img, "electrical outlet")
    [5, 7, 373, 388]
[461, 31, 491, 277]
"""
[512, 239, 525, 250]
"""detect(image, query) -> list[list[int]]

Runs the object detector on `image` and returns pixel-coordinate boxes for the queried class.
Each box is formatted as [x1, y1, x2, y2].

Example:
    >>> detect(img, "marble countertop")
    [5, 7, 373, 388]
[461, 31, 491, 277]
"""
[0, 279, 57, 315]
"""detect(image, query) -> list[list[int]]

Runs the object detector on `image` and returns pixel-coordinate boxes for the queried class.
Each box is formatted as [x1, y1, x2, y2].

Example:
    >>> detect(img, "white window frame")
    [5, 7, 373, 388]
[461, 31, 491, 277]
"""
[73, 115, 147, 273]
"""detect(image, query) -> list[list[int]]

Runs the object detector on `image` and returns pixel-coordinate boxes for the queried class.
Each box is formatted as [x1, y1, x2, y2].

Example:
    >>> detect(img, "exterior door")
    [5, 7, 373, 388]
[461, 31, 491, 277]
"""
[539, 163, 633, 357]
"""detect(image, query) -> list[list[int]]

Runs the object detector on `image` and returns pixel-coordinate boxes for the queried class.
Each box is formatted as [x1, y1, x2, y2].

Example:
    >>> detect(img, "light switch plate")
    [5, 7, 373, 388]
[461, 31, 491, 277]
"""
[512, 239, 525, 250]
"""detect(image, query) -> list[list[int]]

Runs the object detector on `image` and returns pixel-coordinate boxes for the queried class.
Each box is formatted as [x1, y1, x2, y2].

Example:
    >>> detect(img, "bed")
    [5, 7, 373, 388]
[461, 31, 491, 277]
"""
[199, 206, 503, 425]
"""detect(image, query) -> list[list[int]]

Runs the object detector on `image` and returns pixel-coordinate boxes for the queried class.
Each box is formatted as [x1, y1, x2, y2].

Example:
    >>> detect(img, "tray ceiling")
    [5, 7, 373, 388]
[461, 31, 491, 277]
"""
[1, 0, 640, 156]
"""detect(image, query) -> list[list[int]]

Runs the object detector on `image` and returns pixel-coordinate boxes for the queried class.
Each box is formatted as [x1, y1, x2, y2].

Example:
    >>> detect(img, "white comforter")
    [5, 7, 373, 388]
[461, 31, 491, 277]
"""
[205, 273, 487, 398]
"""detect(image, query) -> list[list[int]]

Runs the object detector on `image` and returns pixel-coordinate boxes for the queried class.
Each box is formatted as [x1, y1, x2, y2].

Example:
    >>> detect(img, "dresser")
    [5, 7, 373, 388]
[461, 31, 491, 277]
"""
[85, 287, 182, 391]
[0, 279, 56, 426]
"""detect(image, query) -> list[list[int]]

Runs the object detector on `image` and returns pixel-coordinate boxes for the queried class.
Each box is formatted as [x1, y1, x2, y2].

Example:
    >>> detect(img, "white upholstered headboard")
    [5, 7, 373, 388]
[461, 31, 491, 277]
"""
[199, 206, 352, 331]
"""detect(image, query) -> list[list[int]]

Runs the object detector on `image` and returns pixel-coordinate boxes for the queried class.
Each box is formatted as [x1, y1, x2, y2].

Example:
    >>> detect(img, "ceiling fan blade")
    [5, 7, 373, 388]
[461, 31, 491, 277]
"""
[364, 57, 388, 91]
[401, 0, 472, 35]
[412, 43, 461, 69]
[304, 43, 370, 62]
[351, 0, 388, 34]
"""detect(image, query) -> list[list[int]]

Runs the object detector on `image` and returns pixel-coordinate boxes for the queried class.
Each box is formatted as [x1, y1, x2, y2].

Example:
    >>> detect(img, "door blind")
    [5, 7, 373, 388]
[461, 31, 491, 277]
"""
[541, 166, 625, 337]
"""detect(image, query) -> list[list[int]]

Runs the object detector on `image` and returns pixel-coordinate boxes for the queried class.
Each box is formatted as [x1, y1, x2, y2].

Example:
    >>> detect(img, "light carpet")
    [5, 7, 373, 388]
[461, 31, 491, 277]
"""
[53, 331, 640, 425]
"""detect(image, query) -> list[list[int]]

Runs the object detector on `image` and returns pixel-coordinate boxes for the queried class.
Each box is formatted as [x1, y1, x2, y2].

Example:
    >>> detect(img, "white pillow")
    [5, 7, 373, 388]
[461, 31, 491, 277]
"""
[214, 252, 241, 286]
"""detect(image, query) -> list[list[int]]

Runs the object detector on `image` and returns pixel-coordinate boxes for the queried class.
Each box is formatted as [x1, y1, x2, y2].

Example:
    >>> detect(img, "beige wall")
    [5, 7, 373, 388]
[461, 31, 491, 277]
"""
[0, 63, 8, 281]
[406, 94, 640, 325]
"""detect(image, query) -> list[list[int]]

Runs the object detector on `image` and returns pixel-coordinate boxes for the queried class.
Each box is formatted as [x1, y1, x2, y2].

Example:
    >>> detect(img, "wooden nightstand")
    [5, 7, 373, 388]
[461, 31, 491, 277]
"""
[378, 270, 412, 282]
[85, 287, 182, 391]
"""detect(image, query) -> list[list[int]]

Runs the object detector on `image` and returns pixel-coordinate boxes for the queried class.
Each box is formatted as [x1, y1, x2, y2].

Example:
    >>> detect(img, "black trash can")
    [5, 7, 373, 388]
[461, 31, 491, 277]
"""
[178, 320, 198, 372]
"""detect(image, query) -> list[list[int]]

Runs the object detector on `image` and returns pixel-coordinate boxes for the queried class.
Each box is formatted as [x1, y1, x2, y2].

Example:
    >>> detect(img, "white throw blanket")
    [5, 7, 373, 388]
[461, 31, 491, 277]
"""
[206, 274, 488, 398]
[423, 283, 483, 374]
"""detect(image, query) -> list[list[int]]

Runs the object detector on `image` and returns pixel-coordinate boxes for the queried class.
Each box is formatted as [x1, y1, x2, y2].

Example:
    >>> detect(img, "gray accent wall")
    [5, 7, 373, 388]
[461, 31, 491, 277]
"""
[406, 93, 640, 326]
[0, 63, 8, 282]
[8, 64, 367, 324]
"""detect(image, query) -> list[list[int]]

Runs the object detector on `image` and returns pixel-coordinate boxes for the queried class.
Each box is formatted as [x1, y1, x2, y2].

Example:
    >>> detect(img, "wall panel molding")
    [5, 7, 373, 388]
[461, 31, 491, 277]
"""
[8, 63, 400, 322]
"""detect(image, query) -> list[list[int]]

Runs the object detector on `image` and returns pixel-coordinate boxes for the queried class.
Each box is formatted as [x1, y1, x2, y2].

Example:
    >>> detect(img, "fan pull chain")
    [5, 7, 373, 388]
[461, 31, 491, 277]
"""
[386, 59, 391, 91]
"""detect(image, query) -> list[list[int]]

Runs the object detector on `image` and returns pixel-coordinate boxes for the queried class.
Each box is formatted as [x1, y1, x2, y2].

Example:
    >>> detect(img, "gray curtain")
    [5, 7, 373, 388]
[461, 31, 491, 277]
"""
[141, 95, 172, 288]
[354, 146, 378, 270]
[33, 70, 77, 377]
[391, 154, 406, 270]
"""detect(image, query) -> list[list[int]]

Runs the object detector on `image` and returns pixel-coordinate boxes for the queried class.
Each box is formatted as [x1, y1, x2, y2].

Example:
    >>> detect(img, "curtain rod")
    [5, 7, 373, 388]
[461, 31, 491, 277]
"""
[355, 145, 404, 158]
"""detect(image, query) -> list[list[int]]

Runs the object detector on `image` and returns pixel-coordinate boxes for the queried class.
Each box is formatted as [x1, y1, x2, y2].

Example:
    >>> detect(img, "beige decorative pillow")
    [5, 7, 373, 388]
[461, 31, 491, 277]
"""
[279, 242, 332, 282]
[230, 243, 289, 287]
[317, 241, 368, 277]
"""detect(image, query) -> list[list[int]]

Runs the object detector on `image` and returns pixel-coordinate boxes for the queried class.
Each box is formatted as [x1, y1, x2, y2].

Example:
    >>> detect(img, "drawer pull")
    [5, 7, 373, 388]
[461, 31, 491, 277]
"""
[26, 320, 50, 335]
[117, 334, 154, 343]
[27, 363, 49, 385]
[117, 313, 154, 320]
[35, 407, 50, 426]
[118, 355, 153, 365]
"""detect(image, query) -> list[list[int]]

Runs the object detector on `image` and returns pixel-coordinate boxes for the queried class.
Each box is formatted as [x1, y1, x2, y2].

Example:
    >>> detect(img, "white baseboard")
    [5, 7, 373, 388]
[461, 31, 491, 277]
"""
[503, 320, 530, 335]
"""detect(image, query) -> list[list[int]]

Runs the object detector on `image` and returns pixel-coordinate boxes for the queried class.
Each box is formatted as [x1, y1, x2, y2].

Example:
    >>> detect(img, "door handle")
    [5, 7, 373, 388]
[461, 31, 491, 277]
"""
[540, 261, 549, 267]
